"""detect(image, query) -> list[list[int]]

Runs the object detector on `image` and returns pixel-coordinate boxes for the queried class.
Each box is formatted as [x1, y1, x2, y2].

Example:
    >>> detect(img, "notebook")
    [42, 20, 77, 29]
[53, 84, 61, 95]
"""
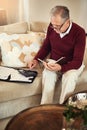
[0, 66, 38, 83]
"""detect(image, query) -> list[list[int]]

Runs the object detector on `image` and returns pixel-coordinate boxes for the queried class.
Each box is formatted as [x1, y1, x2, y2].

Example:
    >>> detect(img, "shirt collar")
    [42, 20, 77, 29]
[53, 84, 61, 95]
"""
[60, 21, 72, 38]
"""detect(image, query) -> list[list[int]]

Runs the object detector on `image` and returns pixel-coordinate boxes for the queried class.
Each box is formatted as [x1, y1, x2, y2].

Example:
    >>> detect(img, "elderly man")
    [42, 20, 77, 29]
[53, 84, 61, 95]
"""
[28, 5, 86, 104]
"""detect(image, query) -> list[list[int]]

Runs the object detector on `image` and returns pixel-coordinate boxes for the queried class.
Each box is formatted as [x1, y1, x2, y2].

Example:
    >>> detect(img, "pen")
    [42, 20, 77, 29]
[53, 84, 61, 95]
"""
[55, 57, 65, 63]
[38, 57, 65, 64]
[38, 58, 44, 63]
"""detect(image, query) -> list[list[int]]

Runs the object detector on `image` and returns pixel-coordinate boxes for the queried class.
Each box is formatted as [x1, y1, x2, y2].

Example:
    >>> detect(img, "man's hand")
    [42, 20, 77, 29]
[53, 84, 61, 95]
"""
[28, 60, 38, 70]
[43, 62, 61, 71]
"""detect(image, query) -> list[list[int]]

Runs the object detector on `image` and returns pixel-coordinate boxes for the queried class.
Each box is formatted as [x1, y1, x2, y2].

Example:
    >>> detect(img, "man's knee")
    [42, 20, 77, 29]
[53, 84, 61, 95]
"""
[63, 64, 85, 78]
[43, 69, 57, 81]
[62, 70, 78, 82]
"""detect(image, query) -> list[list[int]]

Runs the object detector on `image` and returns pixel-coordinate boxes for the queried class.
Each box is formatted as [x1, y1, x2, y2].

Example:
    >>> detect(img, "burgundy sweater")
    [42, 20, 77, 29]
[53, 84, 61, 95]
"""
[34, 22, 86, 73]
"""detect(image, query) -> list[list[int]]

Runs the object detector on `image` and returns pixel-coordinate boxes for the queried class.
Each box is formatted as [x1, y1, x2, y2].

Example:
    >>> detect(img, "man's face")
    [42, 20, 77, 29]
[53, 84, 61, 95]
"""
[51, 15, 69, 33]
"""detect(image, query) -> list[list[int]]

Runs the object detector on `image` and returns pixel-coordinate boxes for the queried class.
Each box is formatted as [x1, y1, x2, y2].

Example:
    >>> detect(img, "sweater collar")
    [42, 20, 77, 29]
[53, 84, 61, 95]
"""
[60, 21, 72, 38]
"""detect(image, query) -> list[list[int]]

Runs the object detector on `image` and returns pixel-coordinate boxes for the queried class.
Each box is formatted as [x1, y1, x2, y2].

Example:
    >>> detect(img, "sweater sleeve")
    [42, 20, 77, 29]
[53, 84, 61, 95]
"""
[34, 25, 51, 60]
[61, 29, 86, 73]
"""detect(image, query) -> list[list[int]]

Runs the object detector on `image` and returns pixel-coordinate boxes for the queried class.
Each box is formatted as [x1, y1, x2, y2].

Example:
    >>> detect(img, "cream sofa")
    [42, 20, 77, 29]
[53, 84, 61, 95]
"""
[0, 21, 87, 130]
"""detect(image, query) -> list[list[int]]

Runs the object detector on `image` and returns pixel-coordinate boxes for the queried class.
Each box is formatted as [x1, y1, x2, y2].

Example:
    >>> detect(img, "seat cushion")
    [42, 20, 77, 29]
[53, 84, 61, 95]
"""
[0, 94, 41, 119]
[0, 67, 42, 103]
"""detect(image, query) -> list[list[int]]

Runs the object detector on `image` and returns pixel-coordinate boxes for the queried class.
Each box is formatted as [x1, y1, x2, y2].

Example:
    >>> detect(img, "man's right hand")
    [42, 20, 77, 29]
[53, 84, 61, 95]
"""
[28, 60, 38, 70]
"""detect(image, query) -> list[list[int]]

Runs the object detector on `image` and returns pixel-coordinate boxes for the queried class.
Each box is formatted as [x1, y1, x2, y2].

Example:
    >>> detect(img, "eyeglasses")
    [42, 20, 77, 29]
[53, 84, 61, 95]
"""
[51, 20, 66, 31]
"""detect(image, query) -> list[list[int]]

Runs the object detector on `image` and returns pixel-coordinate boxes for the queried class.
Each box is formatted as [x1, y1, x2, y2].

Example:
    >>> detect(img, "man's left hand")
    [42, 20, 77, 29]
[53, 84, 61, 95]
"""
[43, 62, 61, 71]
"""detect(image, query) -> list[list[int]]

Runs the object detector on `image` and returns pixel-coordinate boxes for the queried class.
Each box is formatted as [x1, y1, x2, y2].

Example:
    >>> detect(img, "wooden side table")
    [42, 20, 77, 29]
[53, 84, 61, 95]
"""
[0, 9, 7, 25]
[5, 105, 65, 130]
[5, 104, 81, 130]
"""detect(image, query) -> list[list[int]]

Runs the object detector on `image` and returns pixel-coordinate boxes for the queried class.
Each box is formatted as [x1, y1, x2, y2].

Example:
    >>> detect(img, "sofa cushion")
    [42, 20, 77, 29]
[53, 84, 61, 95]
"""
[30, 21, 49, 33]
[0, 32, 45, 67]
[0, 66, 42, 103]
[0, 22, 28, 34]
[0, 94, 41, 119]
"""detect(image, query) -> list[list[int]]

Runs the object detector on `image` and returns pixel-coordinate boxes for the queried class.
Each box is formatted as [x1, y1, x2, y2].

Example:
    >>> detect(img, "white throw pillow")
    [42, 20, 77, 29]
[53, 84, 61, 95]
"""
[0, 32, 45, 67]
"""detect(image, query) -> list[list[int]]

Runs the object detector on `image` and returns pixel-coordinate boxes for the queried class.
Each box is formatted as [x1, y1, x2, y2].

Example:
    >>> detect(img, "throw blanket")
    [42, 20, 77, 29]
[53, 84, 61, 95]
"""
[0, 66, 37, 83]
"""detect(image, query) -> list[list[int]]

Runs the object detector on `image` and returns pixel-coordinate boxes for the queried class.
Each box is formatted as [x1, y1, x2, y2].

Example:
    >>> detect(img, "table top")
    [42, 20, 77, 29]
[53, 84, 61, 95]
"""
[5, 104, 65, 130]
[5, 104, 81, 130]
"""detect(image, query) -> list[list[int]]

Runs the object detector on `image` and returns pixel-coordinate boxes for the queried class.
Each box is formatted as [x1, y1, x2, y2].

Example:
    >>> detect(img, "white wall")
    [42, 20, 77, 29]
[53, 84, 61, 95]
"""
[0, 0, 30, 23]
[29, 0, 87, 33]
[0, 0, 87, 32]
[0, 0, 20, 23]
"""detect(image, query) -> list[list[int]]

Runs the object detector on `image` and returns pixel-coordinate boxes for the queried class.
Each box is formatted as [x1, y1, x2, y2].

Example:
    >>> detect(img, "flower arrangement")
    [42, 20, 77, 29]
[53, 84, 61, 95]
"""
[63, 93, 87, 130]
[63, 105, 87, 124]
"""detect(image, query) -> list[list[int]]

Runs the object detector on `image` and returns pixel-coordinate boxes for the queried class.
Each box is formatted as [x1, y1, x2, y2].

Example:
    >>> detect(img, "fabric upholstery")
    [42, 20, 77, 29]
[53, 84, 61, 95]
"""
[0, 22, 28, 34]
[30, 21, 49, 32]
[0, 66, 42, 103]
[0, 95, 41, 119]
[83, 47, 87, 66]
[0, 117, 12, 130]
[0, 21, 87, 130]
[0, 33, 45, 67]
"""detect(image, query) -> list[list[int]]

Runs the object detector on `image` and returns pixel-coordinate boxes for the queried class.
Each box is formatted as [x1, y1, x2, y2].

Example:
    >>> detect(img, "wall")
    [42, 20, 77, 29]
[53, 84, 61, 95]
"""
[0, 0, 20, 23]
[29, 0, 87, 33]
[0, 0, 87, 33]
[0, 0, 30, 23]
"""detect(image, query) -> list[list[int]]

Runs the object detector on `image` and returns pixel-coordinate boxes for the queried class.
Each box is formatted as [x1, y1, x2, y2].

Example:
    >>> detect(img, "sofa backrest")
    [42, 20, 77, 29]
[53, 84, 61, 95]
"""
[0, 22, 28, 34]
[29, 21, 49, 33]
[83, 37, 87, 66]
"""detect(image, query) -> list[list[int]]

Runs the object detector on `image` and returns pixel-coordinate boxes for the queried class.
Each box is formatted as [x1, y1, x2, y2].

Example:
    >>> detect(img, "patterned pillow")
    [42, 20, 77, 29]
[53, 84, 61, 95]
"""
[0, 32, 45, 67]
